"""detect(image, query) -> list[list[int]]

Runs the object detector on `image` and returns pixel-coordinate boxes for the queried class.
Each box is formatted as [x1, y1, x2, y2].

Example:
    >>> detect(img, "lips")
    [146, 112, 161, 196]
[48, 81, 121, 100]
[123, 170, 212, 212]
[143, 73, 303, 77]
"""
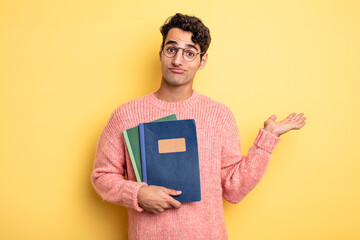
[169, 68, 185, 74]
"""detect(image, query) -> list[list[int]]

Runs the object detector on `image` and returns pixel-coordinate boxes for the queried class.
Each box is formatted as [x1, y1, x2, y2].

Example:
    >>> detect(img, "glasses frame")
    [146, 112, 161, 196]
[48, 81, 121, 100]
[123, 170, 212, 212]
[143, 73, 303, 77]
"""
[162, 45, 205, 62]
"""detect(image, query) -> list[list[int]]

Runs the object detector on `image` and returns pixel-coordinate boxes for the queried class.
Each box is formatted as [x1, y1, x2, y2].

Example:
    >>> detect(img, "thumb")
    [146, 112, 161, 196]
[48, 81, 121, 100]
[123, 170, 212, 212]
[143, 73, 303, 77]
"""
[165, 188, 182, 196]
[268, 114, 277, 121]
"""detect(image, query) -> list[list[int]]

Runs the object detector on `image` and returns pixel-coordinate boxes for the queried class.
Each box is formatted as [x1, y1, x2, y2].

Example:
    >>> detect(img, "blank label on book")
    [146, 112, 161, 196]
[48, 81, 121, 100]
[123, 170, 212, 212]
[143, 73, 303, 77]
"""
[158, 138, 186, 154]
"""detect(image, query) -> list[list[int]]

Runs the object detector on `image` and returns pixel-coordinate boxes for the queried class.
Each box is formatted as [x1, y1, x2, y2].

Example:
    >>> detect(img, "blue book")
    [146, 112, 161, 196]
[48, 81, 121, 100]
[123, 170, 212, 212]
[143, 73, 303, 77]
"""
[139, 119, 201, 203]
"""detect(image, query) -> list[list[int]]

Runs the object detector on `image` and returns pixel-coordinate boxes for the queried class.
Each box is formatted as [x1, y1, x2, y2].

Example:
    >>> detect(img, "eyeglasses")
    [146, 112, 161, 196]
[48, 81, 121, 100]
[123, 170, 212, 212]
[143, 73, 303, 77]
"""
[163, 45, 203, 62]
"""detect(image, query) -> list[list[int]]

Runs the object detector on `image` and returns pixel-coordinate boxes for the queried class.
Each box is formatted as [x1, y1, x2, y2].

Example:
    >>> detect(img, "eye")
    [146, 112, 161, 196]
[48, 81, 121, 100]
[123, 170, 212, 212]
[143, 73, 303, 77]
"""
[185, 50, 196, 57]
[166, 46, 176, 53]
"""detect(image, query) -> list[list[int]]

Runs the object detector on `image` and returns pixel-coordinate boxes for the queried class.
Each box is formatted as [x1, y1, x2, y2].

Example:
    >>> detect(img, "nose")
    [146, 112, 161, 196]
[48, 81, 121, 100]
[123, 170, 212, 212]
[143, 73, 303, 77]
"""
[171, 49, 183, 66]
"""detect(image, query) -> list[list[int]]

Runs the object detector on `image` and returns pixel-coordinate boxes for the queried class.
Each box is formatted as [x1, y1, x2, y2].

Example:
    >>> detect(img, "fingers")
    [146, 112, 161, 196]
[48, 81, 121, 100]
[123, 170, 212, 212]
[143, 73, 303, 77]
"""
[295, 116, 307, 129]
[154, 196, 181, 213]
[168, 198, 182, 209]
[283, 112, 297, 122]
[151, 187, 182, 214]
[152, 207, 165, 214]
[289, 113, 306, 130]
[298, 121, 306, 128]
[138, 185, 183, 214]
[282, 112, 306, 123]
[164, 188, 182, 196]
[161, 188, 182, 210]
[293, 113, 304, 122]
[151, 198, 181, 214]
[297, 115, 306, 124]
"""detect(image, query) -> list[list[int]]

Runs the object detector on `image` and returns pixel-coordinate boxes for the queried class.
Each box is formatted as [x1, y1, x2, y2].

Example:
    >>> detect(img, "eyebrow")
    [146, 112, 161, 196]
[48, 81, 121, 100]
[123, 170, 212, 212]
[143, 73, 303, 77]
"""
[164, 40, 199, 51]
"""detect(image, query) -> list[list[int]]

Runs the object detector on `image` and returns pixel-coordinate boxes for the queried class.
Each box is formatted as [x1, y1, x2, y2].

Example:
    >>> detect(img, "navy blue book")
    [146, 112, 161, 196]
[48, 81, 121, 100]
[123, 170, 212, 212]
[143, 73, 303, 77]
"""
[139, 119, 201, 203]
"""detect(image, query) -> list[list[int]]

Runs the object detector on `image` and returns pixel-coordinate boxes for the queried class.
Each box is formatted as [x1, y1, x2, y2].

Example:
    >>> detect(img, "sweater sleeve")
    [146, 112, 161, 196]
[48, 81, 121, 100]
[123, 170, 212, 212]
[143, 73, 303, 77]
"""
[220, 109, 280, 204]
[91, 109, 147, 211]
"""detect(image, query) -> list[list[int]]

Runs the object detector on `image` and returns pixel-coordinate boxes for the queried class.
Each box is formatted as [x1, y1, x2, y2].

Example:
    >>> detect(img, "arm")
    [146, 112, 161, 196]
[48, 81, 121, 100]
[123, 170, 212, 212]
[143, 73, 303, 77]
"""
[221, 111, 306, 203]
[91, 108, 182, 213]
[91, 109, 147, 211]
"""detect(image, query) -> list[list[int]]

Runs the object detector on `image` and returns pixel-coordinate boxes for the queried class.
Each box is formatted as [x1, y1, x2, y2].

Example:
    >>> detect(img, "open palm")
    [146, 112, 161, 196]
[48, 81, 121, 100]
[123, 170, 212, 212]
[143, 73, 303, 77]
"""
[264, 113, 306, 137]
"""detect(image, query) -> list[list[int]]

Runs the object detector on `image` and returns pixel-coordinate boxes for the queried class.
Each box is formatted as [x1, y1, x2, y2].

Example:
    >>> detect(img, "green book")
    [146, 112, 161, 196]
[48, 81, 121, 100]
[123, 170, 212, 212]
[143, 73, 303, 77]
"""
[123, 114, 177, 182]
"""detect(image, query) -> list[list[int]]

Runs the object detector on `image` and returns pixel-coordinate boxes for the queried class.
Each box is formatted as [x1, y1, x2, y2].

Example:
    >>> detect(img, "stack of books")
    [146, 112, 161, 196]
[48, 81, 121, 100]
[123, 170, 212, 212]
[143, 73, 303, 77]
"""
[123, 115, 201, 203]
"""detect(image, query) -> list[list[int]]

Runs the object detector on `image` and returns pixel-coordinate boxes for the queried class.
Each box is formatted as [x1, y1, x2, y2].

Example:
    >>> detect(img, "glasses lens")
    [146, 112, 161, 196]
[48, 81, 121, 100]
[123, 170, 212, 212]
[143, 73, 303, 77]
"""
[183, 49, 197, 61]
[164, 46, 177, 58]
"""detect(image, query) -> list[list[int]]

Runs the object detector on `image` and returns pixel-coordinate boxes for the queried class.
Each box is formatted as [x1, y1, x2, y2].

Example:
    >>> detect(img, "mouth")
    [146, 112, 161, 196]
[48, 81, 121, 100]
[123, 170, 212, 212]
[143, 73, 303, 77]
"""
[169, 68, 185, 74]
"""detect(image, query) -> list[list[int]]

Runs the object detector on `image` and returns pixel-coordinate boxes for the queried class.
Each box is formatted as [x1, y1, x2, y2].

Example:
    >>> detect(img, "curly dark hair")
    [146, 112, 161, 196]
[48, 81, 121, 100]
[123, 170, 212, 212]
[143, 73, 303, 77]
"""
[160, 13, 211, 58]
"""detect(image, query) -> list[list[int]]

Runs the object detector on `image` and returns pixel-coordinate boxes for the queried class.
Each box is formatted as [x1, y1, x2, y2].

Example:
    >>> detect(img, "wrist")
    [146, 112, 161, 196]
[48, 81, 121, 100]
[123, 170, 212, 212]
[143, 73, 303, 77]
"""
[263, 126, 280, 137]
[136, 184, 148, 210]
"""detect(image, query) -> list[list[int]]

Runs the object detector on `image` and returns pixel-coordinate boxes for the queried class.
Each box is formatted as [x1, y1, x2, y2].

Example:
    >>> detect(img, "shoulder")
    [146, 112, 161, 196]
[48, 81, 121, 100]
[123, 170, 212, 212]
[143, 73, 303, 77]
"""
[196, 91, 234, 118]
[112, 91, 155, 114]
[115, 93, 148, 111]
[108, 92, 154, 130]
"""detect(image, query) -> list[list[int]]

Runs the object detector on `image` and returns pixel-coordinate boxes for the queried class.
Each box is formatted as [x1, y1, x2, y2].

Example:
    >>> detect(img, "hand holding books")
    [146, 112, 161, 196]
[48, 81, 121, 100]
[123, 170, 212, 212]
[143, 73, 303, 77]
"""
[137, 185, 182, 214]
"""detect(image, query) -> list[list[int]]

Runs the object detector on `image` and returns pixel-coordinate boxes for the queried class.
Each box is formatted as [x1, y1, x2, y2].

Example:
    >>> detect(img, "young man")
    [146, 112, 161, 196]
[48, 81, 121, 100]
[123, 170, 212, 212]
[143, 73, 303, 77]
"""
[92, 13, 306, 240]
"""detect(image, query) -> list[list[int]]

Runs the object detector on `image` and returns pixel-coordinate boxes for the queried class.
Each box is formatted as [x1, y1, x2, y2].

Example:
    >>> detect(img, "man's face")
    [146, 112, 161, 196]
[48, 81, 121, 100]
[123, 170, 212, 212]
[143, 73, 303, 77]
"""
[159, 28, 208, 87]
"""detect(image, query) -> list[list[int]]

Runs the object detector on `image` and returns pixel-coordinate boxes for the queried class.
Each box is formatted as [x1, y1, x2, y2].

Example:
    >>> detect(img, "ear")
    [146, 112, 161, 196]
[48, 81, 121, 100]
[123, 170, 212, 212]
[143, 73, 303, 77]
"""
[198, 53, 208, 70]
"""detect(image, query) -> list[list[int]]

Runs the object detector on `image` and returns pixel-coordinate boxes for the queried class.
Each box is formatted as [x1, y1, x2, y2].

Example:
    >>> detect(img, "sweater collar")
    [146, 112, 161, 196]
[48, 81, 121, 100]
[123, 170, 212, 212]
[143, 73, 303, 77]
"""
[146, 90, 200, 110]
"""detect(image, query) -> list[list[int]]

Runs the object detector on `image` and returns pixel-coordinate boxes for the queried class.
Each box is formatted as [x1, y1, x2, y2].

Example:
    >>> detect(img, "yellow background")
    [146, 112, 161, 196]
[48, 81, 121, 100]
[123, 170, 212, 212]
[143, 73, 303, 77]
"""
[1, 0, 359, 239]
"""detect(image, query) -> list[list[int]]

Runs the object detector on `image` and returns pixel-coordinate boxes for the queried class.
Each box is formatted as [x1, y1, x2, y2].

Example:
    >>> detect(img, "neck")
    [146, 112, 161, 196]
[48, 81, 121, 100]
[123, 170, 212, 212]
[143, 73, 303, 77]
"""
[154, 80, 193, 102]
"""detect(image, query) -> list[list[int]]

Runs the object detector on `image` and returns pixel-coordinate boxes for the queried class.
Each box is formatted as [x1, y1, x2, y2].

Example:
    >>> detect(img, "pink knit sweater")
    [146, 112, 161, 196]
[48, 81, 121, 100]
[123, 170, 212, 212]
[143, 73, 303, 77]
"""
[91, 90, 280, 240]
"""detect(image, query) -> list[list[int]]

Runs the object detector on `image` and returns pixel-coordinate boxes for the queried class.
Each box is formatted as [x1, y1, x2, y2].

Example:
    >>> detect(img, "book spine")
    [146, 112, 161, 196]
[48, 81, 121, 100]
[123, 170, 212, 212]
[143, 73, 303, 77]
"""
[123, 130, 141, 182]
[139, 123, 147, 183]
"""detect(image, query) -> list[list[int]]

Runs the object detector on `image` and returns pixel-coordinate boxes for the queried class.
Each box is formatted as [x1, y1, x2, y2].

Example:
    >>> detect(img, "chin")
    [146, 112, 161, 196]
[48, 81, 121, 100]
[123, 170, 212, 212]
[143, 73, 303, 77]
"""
[166, 79, 191, 87]
[163, 76, 188, 86]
